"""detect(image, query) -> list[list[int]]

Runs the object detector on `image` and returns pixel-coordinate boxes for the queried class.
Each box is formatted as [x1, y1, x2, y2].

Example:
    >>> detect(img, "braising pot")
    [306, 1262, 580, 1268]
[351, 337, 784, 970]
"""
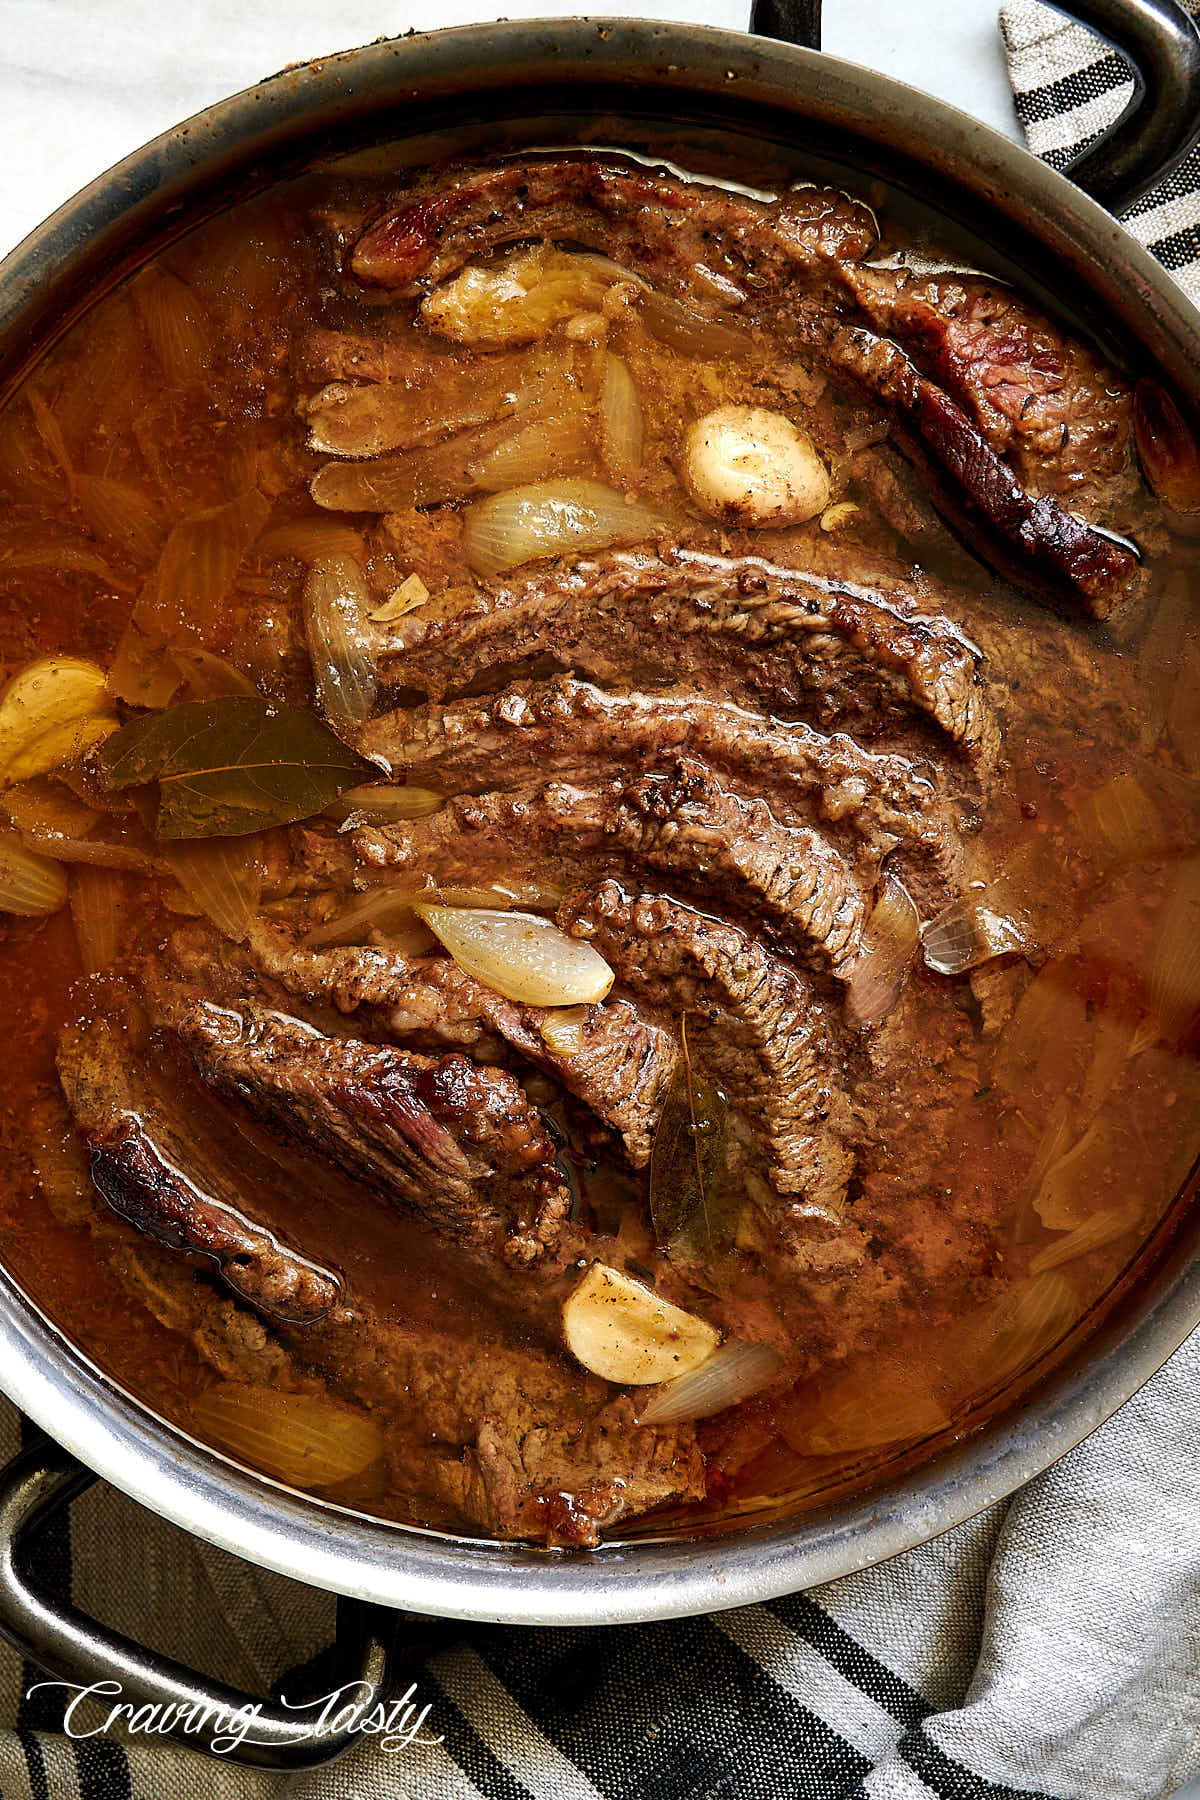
[0, 0, 1198, 1769]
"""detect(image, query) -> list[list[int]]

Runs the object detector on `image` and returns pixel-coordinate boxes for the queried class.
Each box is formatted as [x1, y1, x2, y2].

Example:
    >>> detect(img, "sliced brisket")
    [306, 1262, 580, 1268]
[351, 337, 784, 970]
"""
[142, 980, 572, 1267]
[567, 880, 857, 1230]
[179, 920, 677, 1170]
[57, 1011, 343, 1325]
[368, 547, 995, 759]
[358, 758, 867, 973]
[360, 674, 960, 879]
[806, 320, 1137, 617]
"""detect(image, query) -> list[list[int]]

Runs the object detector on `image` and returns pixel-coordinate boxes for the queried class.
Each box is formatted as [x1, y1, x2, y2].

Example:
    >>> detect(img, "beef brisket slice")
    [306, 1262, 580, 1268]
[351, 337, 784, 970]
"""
[839, 265, 1134, 511]
[97, 1171, 706, 1547]
[360, 673, 961, 882]
[368, 548, 995, 760]
[207, 920, 677, 1169]
[807, 320, 1136, 617]
[143, 982, 572, 1267]
[359, 758, 866, 972]
[57, 1011, 342, 1324]
[567, 881, 857, 1232]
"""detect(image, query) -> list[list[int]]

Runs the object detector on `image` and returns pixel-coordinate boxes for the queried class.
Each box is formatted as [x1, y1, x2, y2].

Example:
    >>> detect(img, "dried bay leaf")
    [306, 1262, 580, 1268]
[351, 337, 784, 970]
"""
[100, 695, 372, 838]
[649, 1017, 730, 1258]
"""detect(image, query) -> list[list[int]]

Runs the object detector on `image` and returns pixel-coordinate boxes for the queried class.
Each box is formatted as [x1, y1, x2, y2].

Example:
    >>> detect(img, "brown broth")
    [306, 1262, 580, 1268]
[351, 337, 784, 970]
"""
[0, 153, 1197, 1544]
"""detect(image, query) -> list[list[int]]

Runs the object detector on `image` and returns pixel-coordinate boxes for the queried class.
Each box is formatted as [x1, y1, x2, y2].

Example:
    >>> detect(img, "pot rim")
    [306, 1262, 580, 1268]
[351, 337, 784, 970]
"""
[1, 16, 1197, 1624]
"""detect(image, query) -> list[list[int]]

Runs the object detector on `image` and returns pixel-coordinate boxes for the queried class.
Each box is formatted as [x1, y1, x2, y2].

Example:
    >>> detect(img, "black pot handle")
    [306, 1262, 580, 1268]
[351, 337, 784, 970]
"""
[749, 0, 1200, 216]
[0, 1436, 399, 1770]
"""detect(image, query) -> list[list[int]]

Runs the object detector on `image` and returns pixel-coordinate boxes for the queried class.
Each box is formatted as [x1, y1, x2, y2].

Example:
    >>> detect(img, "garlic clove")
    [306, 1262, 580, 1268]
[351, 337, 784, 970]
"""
[682, 405, 831, 527]
[562, 1262, 720, 1384]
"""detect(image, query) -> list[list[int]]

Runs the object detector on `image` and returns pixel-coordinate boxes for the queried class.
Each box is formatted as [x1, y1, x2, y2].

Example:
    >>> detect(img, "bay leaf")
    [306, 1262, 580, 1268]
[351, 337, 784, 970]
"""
[649, 1020, 729, 1257]
[100, 695, 373, 839]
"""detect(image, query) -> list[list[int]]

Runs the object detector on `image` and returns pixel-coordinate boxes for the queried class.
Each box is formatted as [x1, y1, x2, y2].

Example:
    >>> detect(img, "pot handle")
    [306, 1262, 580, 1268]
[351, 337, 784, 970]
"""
[0, 1435, 398, 1770]
[748, 0, 1200, 216]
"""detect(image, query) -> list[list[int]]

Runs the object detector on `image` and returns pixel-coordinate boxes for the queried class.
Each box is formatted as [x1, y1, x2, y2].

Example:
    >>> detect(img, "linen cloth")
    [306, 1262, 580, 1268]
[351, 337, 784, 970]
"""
[0, 6, 1198, 1798]
[999, 0, 1200, 303]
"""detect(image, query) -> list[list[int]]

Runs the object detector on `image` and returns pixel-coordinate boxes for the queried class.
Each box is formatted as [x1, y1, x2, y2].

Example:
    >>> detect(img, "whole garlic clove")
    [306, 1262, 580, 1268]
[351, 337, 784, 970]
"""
[682, 405, 831, 527]
[562, 1262, 720, 1384]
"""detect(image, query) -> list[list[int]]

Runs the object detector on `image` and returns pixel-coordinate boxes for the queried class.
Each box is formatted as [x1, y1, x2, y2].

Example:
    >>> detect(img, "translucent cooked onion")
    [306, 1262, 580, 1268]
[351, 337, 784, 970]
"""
[27, 388, 74, 487]
[133, 267, 213, 383]
[637, 1341, 782, 1424]
[305, 354, 566, 458]
[636, 287, 754, 359]
[301, 886, 433, 950]
[3, 778, 102, 843]
[538, 1006, 589, 1057]
[258, 517, 367, 563]
[802, 1367, 950, 1455]
[562, 1263, 720, 1385]
[1029, 1204, 1141, 1275]
[3, 779, 152, 873]
[326, 782, 444, 828]
[191, 1384, 384, 1489]
[422, 248, 636, 347]
[845, 874, 919, 1029]
[0, 534, 120, 585]
[74, 474, 164, 566]
[1030, 1112, 1117, 1230]
[463, 479, 671, 578]
[987, 1271, 1079, 1376]
[302, 554, 377, 734]
[0, 829, 69, 914]
[109, 490, 273, 707]
[163, 839, 261, 943]
[1133, 378, 1200, 532]
[168, 645, 260, 701]
[0, 656, 119, 786]
[922, 877, 1037, 975]
[468, 409, 593, 492]
[600, 354, 644, 486]
[1071, 771, 1163, 865]
[1145, 850, 1200, 1044]
[414, 904, 614, 1006]
[69, 864, 125, 973]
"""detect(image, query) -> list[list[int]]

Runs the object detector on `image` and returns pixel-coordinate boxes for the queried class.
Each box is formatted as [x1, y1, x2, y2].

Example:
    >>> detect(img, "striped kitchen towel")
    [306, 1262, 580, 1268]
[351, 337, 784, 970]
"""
[1, 1329, 1199, 1799]
[999, 0, 1200, 300]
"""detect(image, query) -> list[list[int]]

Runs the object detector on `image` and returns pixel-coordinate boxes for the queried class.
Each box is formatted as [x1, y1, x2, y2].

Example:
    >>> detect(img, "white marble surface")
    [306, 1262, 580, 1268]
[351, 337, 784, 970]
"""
[0, 0, 1019, 259]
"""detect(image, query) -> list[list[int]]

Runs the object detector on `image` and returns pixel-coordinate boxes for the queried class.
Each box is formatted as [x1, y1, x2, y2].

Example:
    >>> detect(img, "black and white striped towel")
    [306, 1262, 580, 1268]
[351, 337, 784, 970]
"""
[1000, 0, 1200, 300]
[2, 12, 1200, 1799]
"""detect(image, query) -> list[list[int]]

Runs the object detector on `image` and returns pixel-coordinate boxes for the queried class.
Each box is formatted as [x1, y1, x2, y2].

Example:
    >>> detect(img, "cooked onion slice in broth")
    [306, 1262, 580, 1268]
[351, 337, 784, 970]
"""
[302, 554, 378, 733]
[191, 1384, 385, 1489]
[463, 478, 671, 578]
[0, 830, 69, 915]
[637, 1341, 782, 1424]
[414, 904, 614, 1006]
[599, 353, 644, 485]
[845, 874, 919, 1028]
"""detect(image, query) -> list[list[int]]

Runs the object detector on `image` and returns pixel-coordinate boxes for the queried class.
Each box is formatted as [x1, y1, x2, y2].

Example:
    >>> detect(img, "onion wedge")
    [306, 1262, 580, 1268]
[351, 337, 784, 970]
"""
[413, 904, 614, 1006]
[637, 1341, 781, 1424]
[463, 479, 671, 578]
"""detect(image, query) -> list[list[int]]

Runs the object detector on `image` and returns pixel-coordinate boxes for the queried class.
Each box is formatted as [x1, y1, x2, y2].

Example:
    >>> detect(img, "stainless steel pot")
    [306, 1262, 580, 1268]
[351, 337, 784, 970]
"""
[0, 1, 1198, 1769]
